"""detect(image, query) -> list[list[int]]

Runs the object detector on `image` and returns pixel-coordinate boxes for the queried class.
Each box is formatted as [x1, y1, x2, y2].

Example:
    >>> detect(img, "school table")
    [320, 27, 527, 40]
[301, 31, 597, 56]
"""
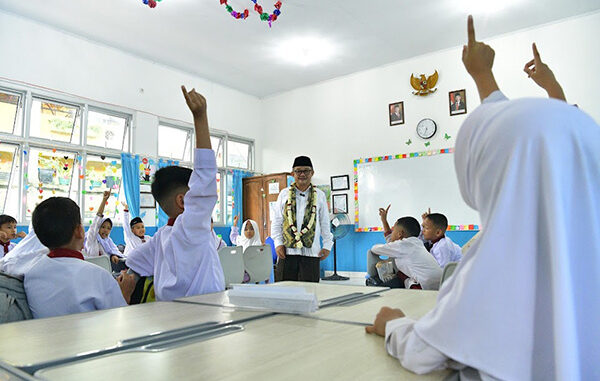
[34, 314, 450, 381]
[0, 301, 270, 374]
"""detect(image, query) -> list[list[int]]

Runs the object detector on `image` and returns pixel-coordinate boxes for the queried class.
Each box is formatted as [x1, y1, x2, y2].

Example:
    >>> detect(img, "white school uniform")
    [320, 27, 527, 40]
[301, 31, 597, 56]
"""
[212, 230, 227, 251]
[0, 242, 15, 258]
[384, 91, 600, 380]
[371, 236, 442, 290]
[125, 149, 225, 301]
[84, 215, 123, 259]
[23, 254, 126, 318]
[271, 186, 333, 257]
[230, 220, 262, 251]
[0, 223, 48, 278]
[122, 210, 151, 256]
[429, 236, 462, 267]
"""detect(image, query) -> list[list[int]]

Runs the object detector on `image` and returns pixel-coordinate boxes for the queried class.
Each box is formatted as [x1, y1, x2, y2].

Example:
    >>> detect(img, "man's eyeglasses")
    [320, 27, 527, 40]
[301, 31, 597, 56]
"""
[293, 169, 312, 175]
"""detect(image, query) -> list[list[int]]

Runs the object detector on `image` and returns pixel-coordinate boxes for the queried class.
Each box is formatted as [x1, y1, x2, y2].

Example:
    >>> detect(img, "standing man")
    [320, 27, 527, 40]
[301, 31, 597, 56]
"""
[271, 156, 333, 282]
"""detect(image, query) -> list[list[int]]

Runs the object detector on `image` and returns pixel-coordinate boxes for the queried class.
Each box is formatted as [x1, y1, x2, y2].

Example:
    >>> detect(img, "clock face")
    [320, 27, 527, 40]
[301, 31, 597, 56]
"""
[416, 118, 437, 139]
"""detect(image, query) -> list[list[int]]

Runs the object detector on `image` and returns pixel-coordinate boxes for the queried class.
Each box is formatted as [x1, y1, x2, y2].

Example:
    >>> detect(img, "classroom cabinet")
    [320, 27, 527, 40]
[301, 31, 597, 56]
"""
[243, 173, 291, 242]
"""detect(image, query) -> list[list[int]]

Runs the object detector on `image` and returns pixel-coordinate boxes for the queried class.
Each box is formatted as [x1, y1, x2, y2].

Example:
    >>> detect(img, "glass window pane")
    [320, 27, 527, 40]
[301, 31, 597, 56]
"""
[212, 172, 221, 223]
[86, 110, 129, 151]
[0, 143, 21, 217]
[226, 170, 233, 225]
[26, 148, 79, 218]
[83, 155, 123, 225]
[30, 99, 81, 144]
[210, 136, 224, 167]
[158, 125, 191, 161]
[227, 140, 250, 169]
[0, 91, 21, 135]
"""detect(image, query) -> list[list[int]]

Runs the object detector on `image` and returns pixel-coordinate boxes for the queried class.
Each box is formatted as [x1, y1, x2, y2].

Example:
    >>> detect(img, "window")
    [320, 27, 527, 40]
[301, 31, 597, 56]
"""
[83, 155, 123, 225]
[0, 143, 21, 216]
[86, 110, 130, 151]
[158, 124, 192, 162]
[211, 136, 224, 167]
[227, 140, 251, 169]
[25, 147, 79, 217]
[212, 171, 222, 222]
[0, 90, 21, 135]
[29, 99, 81, 144]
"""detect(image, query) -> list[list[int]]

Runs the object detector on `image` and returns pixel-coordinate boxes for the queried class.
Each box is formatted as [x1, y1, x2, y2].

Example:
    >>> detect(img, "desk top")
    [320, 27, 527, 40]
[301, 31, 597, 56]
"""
[176, 281, 389, 308]
[36, 314, 449, 381]
[0, 302, 267, 368]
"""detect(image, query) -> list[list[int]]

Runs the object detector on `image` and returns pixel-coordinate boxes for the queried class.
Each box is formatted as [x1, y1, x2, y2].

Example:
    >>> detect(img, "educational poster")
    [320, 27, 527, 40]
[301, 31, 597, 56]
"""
[316, 185, 332, 213]
[269, 201, 278, 222]
[139, 157, 157, 184]
[268, 182, 280, 195]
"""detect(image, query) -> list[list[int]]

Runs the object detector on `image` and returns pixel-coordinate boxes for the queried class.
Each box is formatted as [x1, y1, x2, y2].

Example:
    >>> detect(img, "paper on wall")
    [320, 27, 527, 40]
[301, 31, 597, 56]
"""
[269, 201, 277, 222]
[268, 182, 280, 195]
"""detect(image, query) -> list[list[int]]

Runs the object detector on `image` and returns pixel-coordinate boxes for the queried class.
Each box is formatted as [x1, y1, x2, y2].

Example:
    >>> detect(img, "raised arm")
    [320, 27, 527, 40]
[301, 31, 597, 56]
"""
[462, 15, 500, 102]
[379, 204, 392, 236]
[230, 215, 240, 245]
[523, 43, 566, 102]
[96, 190, 111, 218]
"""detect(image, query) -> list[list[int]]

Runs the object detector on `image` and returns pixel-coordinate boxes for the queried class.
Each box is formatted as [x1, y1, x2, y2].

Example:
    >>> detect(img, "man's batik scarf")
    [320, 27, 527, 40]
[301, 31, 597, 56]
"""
[282, 183, 318, 249]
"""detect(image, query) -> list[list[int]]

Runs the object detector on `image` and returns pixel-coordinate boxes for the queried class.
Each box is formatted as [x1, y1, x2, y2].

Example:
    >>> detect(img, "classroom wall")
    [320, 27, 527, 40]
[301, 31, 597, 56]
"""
[0, 10, 263, 167]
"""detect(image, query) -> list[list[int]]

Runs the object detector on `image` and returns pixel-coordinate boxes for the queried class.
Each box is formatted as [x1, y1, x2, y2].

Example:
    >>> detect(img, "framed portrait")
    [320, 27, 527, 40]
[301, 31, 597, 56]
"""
[140, 192, 155, 208]
[332, 194, 348, 214]
[388, 101, 405, 126]
[449, 89, 467, 116]
[140, 183, 152, 193]
[330, 175, 350, 191]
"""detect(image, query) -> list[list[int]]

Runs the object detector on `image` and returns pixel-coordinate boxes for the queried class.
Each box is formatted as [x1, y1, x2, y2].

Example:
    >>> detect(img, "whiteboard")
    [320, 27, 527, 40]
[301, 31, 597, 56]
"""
[355, 152, 480, 231]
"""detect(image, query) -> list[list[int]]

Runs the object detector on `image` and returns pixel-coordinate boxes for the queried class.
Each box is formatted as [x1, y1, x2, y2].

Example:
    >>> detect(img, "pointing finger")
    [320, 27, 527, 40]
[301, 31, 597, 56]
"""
[467, 15, 476, 46]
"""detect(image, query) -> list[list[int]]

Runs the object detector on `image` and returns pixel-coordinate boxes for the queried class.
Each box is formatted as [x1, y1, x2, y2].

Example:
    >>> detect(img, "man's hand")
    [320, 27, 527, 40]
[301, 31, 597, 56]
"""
[181, 85, 211, 149]
[462, 15, 500, 101]
[111, 255, 120, 264]
[365, 307, 406, 337]
[276, 245, 286, 259]
[117, 270, 137, 304]
[233, 215, 239, 227]
[523, 43, 566, 101]
[318, 249, 330, 261]
[17, 231, 27, 239]
[378, 204, 391, 221]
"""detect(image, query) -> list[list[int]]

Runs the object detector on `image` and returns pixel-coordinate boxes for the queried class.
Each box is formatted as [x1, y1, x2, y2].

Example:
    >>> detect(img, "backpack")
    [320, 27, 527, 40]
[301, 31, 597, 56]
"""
[0, 272, 33, 323]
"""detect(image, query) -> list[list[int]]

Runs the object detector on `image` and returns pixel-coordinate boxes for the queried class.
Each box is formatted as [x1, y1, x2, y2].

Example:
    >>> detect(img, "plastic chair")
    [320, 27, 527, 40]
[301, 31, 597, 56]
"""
[85, 256, 112, 273]
[243, 245, 272, 284]
[439, 261, 458, 287]
[217, 246, 245, 288]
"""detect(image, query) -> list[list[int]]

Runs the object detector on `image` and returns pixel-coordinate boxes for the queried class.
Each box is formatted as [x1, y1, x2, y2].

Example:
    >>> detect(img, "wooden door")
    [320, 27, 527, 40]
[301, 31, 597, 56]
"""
[261, 174, 289, 241]
[243, 177, 264, 240]
[243, 173, 290, 242]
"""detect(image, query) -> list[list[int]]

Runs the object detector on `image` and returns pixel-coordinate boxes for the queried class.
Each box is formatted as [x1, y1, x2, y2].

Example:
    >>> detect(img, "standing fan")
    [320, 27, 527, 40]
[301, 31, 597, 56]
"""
[321, 213, 352, 281]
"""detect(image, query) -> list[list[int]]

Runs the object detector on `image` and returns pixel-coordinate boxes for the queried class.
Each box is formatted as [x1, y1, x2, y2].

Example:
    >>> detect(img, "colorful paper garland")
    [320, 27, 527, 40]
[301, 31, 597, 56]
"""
[218, 0, 282, 27]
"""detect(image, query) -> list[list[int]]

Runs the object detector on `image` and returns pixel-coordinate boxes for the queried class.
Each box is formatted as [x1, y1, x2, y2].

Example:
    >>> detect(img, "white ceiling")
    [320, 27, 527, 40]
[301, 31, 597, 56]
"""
[0, 0, 598, 97]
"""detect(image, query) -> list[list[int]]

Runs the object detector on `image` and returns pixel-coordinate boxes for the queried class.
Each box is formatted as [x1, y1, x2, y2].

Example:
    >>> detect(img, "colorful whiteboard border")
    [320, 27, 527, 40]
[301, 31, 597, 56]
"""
[353, 148, 479, 232]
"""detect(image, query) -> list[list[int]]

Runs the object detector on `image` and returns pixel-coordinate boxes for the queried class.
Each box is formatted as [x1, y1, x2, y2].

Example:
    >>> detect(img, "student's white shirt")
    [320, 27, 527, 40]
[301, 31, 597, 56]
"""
[125, 149, 225, 301]
[0, 223, 48, 278]
[0, 242, 15, 258]
[271, 186, 334, 257]
[212, 231, 227, 251]
[122, 210, 151, 257]
[430, 236, 462, 267]
[371, 236, 442, 290]
[23, 255, 126, 318]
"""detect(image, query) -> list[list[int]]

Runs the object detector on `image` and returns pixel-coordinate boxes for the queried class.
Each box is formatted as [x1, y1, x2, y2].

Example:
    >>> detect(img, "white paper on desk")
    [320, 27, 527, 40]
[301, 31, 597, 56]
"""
[228, 285, 318, 314]
[268, 182, 280, 195]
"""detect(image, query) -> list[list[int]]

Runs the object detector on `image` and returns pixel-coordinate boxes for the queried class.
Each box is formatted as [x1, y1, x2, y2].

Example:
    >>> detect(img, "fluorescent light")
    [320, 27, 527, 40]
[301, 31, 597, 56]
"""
[459, 0, 522, 14]
[276, 37, 334, 66]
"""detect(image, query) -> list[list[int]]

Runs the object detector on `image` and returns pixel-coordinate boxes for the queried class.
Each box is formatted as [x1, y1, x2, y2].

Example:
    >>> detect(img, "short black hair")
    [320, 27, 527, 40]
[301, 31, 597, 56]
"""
[130, 217, 143, 228]
[32, 197, 81, 249]
[0, 214, 17, 226]
[395, 217, 421, 238]
[426, 213, 449, 232]
[151, 166, 192, 216]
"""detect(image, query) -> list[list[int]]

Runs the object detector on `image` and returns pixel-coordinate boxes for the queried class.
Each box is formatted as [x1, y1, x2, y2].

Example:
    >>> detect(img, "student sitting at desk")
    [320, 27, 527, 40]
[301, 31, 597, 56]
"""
[366, 205, 441, 290]
[420, 210, 462, 267]
[126, 86, 225, 301]
[121, 202, 151, 256]
[23, 197, 136, 318]
[366, 16, 599, 380]
[0, 214, 27, 257]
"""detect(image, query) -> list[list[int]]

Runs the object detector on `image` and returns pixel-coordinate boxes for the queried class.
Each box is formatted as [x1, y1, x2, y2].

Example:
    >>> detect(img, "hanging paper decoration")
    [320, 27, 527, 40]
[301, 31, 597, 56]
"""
[405, 139, 412, 146]
[142, 0, 160, 9]
[110, 160, 117, 166]
[444, 133, 452, 140]
[52, 149, 57, 153]
[424, 142, 431, 147]
[100, 155, 106, 160]
[142, 158, 149, 165]
[218, 0, 282, 27]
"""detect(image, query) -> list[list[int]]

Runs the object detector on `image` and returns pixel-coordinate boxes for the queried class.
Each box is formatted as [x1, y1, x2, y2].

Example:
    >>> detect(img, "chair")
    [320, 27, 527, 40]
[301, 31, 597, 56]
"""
[85, 256, 112, 273]
[439, 261, 459, 287]
[217, 246, 245, 288]
[243, 245, 272, 284]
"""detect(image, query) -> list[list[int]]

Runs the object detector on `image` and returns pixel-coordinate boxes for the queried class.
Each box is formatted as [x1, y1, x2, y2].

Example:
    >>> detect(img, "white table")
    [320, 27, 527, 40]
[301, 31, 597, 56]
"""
[35, 314, 450, 381]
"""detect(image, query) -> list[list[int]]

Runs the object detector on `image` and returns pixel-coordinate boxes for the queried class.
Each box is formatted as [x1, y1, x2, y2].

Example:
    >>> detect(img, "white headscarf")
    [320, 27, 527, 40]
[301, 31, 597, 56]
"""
[0, 222, 48, 278]
[236, 220, 262, 251]
[413, 91, 600, 380]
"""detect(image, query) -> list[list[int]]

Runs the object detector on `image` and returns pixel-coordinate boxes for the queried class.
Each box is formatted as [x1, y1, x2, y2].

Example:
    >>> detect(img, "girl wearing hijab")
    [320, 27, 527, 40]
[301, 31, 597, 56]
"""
[230, 215, 263, 283]
[366, 16, 599, 381]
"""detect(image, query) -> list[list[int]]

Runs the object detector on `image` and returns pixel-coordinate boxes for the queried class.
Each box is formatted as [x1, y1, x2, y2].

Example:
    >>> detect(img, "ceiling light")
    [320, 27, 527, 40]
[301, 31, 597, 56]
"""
[459, 0, 522, 14]
[277, 37, 335, 66]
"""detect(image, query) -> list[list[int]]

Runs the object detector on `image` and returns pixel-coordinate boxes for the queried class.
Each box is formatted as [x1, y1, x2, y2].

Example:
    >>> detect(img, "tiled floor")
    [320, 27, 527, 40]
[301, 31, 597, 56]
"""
[320, 272, 367, 286]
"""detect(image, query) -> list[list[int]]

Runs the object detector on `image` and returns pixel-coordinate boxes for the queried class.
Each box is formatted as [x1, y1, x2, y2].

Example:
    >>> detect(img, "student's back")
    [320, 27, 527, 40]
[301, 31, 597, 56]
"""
[430, 236, 461, 267]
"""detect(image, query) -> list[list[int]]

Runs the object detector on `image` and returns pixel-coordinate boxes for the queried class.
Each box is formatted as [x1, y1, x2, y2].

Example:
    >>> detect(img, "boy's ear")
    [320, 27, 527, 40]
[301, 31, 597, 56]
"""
[175, 193, 185, 210]
[74, 224, 85, 239]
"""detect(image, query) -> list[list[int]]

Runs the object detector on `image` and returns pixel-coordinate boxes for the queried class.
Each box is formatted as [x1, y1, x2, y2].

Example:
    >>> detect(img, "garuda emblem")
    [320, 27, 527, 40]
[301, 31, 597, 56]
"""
[410, 70, 439, 96]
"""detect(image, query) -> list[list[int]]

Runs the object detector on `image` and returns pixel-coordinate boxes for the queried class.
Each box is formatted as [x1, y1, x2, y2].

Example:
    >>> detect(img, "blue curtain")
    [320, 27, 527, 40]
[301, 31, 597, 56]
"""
[156, 158, 180, 227]
[231, 169, 254, 225]
[120, 153, 141, 218]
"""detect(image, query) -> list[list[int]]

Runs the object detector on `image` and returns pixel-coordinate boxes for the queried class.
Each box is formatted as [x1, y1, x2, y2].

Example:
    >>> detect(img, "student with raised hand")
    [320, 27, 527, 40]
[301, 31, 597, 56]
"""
[23, 197, 136, 318]
[121, 202, 151, 256]
[523, 43, 566, 101]
[125, 86, 225, 301]
[367, 16, 600, 380]
[420, 210, 461, 268]
[230, 215, 262, 251]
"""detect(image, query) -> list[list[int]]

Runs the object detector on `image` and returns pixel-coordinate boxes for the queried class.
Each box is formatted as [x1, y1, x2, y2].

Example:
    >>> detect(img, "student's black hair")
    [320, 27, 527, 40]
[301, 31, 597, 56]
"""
[32, 197, 81, 249]
[426, 213, 449, 232]
[395, 217, 421, 238]
[0, 214, 17, 227]
[151, 166, 192, 215]
[101, 218, 113, 229]
[130, 217, 143, 228]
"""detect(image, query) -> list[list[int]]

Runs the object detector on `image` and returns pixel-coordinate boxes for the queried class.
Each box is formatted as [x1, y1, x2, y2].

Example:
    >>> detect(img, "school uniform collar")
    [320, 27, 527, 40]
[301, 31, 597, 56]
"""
[167, 217, 177, 226]
[48, 248, 84, 260]
[1, 240, 11, 254]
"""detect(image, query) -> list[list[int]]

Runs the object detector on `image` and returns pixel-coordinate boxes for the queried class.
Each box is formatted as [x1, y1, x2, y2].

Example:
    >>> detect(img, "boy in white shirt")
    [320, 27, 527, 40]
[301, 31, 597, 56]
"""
[421, 212, 462, 267]
[0, 214, 27, 257]
[23, 197, 136, 318]
[125, 86, 225, 301]
[121, 202, 151, 256]
[367, 207, 441, 290]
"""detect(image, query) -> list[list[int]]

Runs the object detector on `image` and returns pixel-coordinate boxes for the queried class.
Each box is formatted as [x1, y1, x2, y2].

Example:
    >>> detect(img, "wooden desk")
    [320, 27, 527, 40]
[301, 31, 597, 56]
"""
[35, 314, 449, 381]
[308, 289, 439, 325]
[0, 302, 268, 370]
[176, 281, 389, 308]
